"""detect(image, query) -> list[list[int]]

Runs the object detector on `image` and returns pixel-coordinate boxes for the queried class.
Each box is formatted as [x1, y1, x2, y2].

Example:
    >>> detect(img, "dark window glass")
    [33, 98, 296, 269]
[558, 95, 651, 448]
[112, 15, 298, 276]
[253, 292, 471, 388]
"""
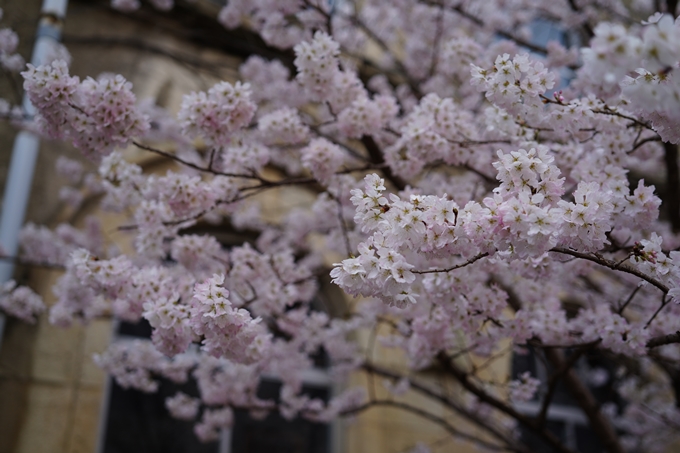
[518, 419, 567, 453]
[103, 378, 218, 453]
[117, 318, 153, 338]
[231, 380, 330, 453]
[512, 347, 621, 453]
[576, 425, 605, 453]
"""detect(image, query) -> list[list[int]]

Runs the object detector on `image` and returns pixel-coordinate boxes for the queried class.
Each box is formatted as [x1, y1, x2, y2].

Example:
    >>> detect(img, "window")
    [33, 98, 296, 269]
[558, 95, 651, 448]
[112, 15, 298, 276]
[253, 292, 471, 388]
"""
[98, 316, 337, 453]
[511, 346, 619, 453]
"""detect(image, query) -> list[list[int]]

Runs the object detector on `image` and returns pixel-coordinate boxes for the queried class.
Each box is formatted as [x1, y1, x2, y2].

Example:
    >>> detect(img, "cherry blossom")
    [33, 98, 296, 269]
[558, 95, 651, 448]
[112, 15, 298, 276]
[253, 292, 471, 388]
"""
[5, 3, 680, 452]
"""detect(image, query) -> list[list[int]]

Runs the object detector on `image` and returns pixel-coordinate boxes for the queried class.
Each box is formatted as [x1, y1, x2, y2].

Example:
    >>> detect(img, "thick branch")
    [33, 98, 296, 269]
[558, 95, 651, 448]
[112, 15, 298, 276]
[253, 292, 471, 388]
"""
[419, 0, 552, 55]
[132, 141, 257, 179]
[346, 15, 423, 97]
[536, 341, 600, 426]
[361, 135, 407, 191]
[566, 0, 594, 38]
[543, 349, 625, 453]
[647, 331, 680, 348]
[436, 353, 578, 453]
[341, 399, 513, 452]
[550, 248, 669, 294]
[361, 362, 527, 452]
[62, 35, 224, 76]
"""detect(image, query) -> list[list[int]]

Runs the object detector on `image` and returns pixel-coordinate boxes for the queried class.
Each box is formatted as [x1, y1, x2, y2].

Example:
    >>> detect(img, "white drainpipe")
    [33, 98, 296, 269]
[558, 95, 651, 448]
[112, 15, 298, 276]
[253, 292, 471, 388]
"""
[0, 0, 69, 348]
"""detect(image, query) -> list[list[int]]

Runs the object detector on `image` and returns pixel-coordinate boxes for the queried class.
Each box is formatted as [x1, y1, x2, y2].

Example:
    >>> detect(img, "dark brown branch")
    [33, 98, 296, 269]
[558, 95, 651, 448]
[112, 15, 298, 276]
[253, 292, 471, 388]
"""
[341, 399, 513, 452]
[62, 35, 225, 76]
[591, 107, 654, 130]
[550, 247, 670, 294]
[328, 191, 352, 258]
[463, 164, 497, 184]
[419, 0, 552, 56]
[647, 331, 680, 348]
[540, 95, 654, 131]
[627, 135, 662, 154]
[95, 0, 297, 68]
[346, 15, 423, 97]
[428, 5, 445, 78]
[360, 362, 529, 453]
[536, 340, 600, 426]
[413, 252, 489, 274]
[132, 141, 257, 179]
[436, 353, 578, 453]
[566, 0, 594, 38]
[618, 284, 642, 314]
[543, 348, 625, 453]
[1, 67, 24, 105]
[361, 135, 407, 191]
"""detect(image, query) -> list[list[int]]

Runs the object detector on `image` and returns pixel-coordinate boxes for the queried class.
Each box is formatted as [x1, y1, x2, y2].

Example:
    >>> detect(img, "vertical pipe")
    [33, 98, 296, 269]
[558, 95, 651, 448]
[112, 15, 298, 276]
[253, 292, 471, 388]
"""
[0, 0, 69, 346]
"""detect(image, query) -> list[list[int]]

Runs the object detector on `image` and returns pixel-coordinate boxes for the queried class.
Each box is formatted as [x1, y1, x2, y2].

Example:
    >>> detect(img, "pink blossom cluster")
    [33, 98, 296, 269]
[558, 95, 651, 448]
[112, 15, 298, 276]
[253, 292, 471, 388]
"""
[508, 371, 541, 402]
[471, 53, 556, 125]
[0, 19, 23, 72]
[0, 280, 45, 323]
[178, 81, 256, 147]
[337, 94, 398, 139]
[194, 407, 234, 442]
[239, 56, 307, 109]
[301, 138, 347, 184]
[257, 107, 310, 145]
[218, 0, 328, 49]
[19, 217, 104, 265]
[165, 392, 200, 421]
[385, 93, 478, 177]
[614, 373, 680, 453]
[580, 15, 680, 143]
[22, 62, 149, 159]
[94, 339, 195, 392]
[9, 3, 680, 452]
[189, 274, 271, 364]
[293, 31, 341, 99]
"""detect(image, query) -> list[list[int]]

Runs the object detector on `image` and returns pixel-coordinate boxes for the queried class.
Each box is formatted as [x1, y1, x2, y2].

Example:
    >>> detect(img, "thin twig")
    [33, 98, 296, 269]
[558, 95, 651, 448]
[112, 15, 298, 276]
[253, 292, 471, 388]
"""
[618, 284, 642, 314]
[550, 247, 669, 294]
[413, 252, 489, 274]
[340, 399, 514, 452]
[132, 141, 257, 179]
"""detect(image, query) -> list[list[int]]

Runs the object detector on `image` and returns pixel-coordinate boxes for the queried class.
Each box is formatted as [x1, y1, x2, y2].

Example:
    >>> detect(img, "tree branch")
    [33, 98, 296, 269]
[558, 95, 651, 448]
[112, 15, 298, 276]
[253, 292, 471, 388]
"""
[360, 362, 530, 453]
[550, 247, 669, 294]
[345, 14, 423, 97]
[536, 341, 600, 427]
[361, 135, 407, 191]
[413, 252, 489, 274]
[419, 0, 553, 56]
[340, 399, 515, 452]
[436, 353, 578, 453]
[542, 348, 625, 453]
[132, 141, 258, 179]
[647, 331, 680, 348]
